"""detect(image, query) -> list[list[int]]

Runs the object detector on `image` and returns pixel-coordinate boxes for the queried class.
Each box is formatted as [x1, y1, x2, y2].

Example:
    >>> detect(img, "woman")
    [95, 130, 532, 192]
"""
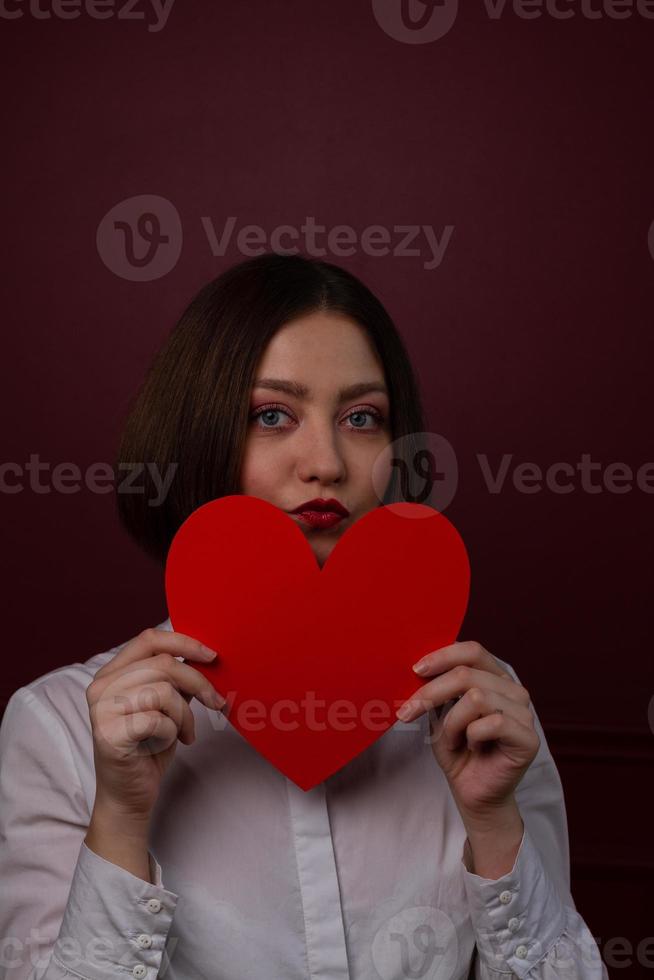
[0, 253, 607, 979]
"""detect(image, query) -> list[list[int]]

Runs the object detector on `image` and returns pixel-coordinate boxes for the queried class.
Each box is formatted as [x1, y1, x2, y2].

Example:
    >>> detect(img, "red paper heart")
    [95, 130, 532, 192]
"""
[165, 495, 470, 790]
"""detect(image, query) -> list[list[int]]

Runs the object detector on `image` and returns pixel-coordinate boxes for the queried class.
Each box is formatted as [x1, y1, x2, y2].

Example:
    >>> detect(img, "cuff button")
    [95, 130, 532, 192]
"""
[146, 898, 162, 913]
[499, 890, 512, 905]
[515, 945, 528, 959]
[132, 965, 147, 978]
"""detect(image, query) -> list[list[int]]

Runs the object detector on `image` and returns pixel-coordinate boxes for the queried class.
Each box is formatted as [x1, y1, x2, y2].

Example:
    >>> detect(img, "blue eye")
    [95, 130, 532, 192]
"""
[249, 404, 385, 432]
[348, 411, 376, 428]
[253, 407, 291, 429]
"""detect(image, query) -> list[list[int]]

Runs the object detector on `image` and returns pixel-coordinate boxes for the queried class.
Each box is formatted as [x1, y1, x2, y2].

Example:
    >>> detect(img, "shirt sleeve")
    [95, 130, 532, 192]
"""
[458, 662, 609, 980]
[0, 685, 179, 980]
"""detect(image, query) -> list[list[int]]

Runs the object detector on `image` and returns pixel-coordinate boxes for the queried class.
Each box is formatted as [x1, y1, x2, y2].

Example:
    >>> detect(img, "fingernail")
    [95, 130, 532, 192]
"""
[201, 645, 218, 660]
[396, 703, 413, 721]
[412, 660, 429, 675]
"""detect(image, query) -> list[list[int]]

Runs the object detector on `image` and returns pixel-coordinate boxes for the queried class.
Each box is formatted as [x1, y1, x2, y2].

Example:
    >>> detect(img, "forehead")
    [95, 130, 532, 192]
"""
[254, 311, 385, 386]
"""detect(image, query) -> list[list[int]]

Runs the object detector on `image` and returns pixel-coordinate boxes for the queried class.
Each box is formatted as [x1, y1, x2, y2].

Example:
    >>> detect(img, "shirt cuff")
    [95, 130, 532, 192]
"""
[461, 823, 566, 978]
[51, 840, 179, 980]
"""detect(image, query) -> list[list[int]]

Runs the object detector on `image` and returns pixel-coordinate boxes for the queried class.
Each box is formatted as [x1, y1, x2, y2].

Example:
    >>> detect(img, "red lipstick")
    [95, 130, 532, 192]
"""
[289, 497, 349, 530]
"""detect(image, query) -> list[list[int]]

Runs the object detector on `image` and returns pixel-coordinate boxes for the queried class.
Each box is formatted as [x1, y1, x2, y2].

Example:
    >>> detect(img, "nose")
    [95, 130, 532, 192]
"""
[295, 418, 346, 486]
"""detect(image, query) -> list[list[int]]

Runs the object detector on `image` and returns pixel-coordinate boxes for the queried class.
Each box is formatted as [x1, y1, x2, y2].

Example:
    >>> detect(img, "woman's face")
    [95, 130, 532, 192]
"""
[240, 310, 393, 568]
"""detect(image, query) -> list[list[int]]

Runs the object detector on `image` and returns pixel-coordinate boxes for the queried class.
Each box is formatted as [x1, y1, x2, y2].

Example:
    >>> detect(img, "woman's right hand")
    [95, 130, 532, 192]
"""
[86, 628, 227, 822]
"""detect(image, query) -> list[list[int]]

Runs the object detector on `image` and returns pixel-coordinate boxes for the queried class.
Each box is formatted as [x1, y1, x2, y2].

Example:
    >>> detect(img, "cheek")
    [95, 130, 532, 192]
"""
[348, 441, 391, 494]
[369, 435, 393, 485]
[239, 437, 286, 495]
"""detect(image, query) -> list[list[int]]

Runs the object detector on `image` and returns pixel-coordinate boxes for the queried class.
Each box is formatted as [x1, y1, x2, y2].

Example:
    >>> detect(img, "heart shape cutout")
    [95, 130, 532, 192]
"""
[165, 495, 470, 790]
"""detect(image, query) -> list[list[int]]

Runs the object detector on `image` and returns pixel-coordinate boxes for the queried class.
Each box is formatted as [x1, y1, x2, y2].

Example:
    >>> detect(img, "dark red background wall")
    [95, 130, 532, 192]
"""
[1, 1, 652, 973]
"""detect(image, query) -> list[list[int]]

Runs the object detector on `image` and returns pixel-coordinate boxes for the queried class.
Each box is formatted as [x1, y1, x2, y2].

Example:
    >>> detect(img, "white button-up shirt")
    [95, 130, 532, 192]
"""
[0, 618, 608, 979]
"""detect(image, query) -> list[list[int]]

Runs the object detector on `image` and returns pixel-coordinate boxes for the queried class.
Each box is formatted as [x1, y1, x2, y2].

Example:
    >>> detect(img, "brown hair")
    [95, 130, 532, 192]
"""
[114, 251, 427, 565]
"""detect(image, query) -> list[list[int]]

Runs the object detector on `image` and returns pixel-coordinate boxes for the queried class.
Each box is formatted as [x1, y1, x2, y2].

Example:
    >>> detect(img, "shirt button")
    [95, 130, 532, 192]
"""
[146, 898, 162, 913]
[515, 945, 528, 959]
[508, 917, 520, 932]
[132, 966, 147, 979]
[136, 934, 153, 949]
[499, 890, 512, 904]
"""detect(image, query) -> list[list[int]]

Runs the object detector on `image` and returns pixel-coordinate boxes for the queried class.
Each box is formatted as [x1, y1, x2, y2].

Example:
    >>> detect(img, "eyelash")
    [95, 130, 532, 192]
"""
[249, 402, 386, 433]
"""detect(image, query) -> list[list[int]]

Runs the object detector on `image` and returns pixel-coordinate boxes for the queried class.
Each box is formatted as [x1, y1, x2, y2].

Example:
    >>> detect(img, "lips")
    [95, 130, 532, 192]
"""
[289, 498, 349, 530]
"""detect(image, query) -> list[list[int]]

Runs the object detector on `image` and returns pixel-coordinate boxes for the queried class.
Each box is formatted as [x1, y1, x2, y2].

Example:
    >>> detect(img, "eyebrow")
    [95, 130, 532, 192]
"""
[253, 378, 389, 402]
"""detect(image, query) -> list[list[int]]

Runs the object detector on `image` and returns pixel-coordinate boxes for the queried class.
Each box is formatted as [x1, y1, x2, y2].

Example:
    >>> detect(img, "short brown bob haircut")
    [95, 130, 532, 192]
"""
[115, 251, 427, 566]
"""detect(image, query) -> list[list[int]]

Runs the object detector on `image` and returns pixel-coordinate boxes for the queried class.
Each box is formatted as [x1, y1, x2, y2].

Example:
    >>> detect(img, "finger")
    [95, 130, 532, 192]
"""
[96, 628, 218, 678]
[111, 680, 196, 745]
[117, 710, 181, 755]
[396, 665, 529, 722]
[440, 688, 534, 752]
[465, 710, 540, 757]
[412, 640, 513, 683]
[94, 704, 183, 757]
[90, 660, 226, 712]
[120, 657, 225, 706]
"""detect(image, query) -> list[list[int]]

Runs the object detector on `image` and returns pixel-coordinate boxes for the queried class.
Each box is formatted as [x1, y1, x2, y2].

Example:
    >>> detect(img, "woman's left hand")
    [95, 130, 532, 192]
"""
[395, 640, 540, 823]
